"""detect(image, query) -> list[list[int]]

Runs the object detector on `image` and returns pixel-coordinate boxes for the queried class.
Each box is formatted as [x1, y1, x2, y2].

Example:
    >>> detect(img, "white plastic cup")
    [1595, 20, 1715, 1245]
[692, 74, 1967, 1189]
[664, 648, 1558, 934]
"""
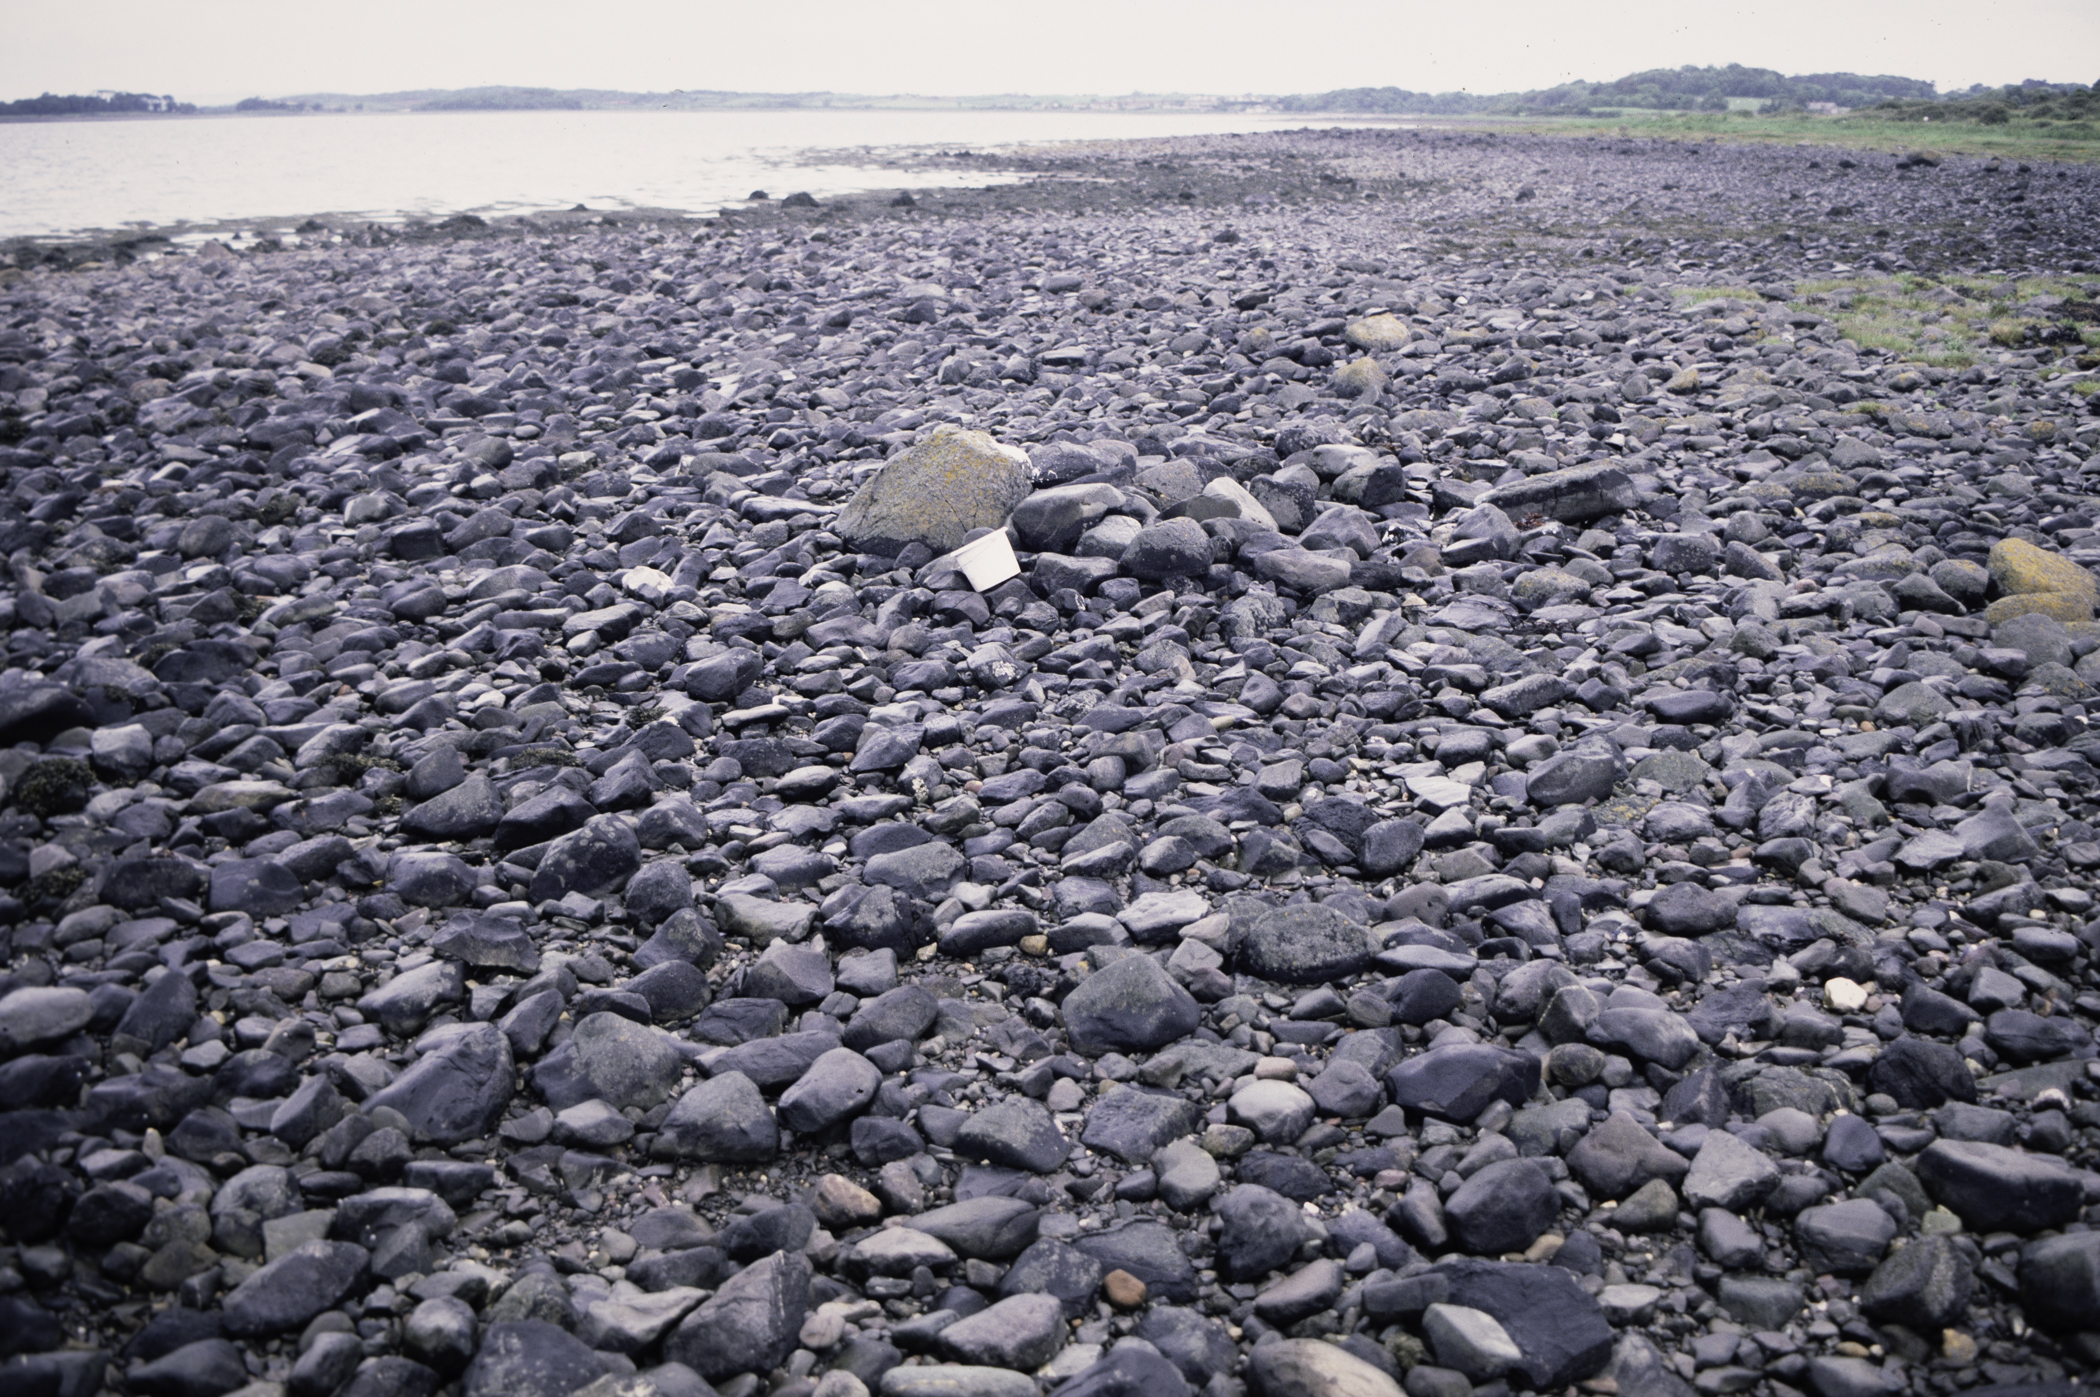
[947, 530, 1021, 591]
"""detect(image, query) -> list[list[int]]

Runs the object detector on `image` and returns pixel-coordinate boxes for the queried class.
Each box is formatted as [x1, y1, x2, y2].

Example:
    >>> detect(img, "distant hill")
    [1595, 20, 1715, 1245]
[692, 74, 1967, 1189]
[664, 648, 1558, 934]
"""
[1276, 64, 1944, 116]
[8, 65, 2098, 122]
[419, 87, 583, 111]
[267, 66, 2100, 120]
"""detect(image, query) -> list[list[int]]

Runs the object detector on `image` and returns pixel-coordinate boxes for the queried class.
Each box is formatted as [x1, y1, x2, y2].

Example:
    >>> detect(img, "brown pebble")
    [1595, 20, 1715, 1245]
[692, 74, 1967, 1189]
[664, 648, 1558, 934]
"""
[1103, 1268, 1147, 1308]
[810, 1172, 883, 1228]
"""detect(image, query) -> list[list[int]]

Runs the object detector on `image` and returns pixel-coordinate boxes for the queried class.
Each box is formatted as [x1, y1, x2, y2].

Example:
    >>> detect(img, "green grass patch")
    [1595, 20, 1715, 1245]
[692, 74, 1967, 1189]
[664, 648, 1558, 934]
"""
[1476, 109, 2100, 165]
[1937, 274, 2094, 304]
[1812, 278, 1978, 368]
[1673, 286, 1765, 305]
[1677, 271, 1984, 368]
[1778, 272, 2098, 362]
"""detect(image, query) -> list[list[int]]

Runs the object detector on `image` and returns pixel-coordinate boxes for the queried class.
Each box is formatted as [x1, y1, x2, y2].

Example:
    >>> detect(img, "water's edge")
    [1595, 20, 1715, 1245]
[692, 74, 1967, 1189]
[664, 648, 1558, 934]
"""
[0, 109, 1410, 250]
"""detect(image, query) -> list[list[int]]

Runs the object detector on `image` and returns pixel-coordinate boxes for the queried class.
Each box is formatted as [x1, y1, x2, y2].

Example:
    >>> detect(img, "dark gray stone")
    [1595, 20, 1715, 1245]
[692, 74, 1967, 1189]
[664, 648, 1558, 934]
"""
[532, 1012, 682, 1111]
[1427, 1258, 1615, 1389]
[209, 858, 304, 917]
[656, 1073, 778, 1162]
[129, 1339, 249, 1397]
[836, 983, 933, 1049]
[220, 1240, 370, 1336]
[663, 1251, 811, 1382]
[362, 1023, 515, 1145]
[1061, 954, 1201, 1057]
[1049, 1344, 1193, 1397]
[1716, 1276, 1801, 1329]
[1070, 1219, 1202, 1303]
[998, 1238, 1104, 1318]
[1524, 750, 1620, 807]
[1212, 1184, 1312, 1282]
[1384, 1043, 1540, 1123]
[624, 860, 696, 927]
[1793, 1199, 1895, 1276]
[495, 787, 594, 851]
[2018, 1232, 2100, 1333]
[529, 816, 641, 902]
[1238, 904, 1374, 984]
[1480, 464, 1635, 525]
[743, 941, 835, 1006]
[1443, 1158, 1557, 1255]
[1565, 1111, 1689, 1200]
[400, 774, 503, 840]
[1135, 1306, 1235, 1386]
[864, 842, 966, 900]
[1822, 1113, 1886, 1173]
[1387, 969, 1464, 1026]
[1861, 1234, 1973, 1329]
[776, 1048, 881, 1133]
[1120, 518, 1212, 580]
[386, 851, 477, 909]
[955, 1097, 1069, 1173]
[912, 1196, 1041, 1261]
[463, 1321, 606, 1397]
[1916, 1139, 2085, 1233]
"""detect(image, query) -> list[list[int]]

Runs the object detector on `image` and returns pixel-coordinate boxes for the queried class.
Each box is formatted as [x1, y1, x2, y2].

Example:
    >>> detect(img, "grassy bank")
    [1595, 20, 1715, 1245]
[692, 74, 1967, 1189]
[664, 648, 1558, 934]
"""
[1674, 274, 2100, 371]
[1481, 110, 2100, 165]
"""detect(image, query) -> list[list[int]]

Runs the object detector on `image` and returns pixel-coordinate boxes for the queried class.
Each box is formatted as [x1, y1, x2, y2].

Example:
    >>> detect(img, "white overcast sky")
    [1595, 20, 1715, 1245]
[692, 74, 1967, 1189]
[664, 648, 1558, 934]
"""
[6, 0, 2095, 106]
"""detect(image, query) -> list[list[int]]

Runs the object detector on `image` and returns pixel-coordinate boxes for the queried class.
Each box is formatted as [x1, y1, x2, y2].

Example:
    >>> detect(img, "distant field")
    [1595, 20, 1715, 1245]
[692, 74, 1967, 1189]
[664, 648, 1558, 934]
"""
[1484, 109, 2100, 164]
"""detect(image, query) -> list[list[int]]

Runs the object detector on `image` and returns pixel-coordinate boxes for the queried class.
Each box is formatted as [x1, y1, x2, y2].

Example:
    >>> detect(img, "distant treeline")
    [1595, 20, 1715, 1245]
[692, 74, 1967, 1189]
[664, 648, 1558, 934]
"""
[1874, 80, 2100, 125]
[1278, 65, 1946, 116]
[0, 91, 192, 116]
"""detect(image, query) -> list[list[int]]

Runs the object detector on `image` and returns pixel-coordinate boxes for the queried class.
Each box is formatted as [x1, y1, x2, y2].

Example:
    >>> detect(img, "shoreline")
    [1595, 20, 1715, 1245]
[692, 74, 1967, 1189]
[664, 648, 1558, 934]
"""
[1, 114, 2083, 264]
[0, 125, 2098, 1397]
[0, 113, 1419, 252]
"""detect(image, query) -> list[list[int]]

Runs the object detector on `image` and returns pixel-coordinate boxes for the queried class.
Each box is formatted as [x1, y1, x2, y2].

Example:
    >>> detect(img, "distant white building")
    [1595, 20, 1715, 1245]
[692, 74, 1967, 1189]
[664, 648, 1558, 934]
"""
[1806, 102, 1849, 116]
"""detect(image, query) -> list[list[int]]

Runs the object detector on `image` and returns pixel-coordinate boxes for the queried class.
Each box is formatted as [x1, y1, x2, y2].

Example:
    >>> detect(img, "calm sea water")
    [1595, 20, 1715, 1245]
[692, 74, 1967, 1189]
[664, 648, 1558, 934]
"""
[0, 108, 1392, 240]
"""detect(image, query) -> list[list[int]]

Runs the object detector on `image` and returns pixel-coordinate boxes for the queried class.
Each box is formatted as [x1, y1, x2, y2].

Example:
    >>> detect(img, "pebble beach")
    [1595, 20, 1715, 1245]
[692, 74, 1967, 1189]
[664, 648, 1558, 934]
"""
[1, 126, 2100, 1397]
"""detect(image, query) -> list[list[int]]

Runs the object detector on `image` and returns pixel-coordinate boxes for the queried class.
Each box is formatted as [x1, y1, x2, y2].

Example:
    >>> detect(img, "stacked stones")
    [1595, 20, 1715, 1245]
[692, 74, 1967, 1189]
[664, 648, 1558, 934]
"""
[0, 128, 2098, 1397]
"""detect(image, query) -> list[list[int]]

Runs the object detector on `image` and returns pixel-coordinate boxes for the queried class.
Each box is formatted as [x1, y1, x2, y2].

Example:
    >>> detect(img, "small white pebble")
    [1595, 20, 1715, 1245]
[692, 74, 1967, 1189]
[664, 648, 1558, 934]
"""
[1823, 976, 1867, 1012]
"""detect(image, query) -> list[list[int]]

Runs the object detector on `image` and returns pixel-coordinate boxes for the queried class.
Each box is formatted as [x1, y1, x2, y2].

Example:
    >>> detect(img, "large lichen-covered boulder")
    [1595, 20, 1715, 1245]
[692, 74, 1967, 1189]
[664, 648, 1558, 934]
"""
[1333, 358, 1390, 399]
[1344, 313, 1410, 353]
[1984, 537, 2098, 623]
[834, 425, 1032, 557]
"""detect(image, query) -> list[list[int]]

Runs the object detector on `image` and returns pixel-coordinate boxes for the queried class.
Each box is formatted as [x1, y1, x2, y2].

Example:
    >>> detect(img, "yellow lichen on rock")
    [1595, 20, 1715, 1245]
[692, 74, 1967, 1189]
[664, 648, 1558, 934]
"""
[1983, 537, 2097, 623]
[832, 424, 1032, 557]
[1989, 536, 2098, 602]
[1511, 568, 1593, 610]
[1344, 313, 1409, 353]
[1984, 592, 2095, 625]
[1333, 357, 1389, 399]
